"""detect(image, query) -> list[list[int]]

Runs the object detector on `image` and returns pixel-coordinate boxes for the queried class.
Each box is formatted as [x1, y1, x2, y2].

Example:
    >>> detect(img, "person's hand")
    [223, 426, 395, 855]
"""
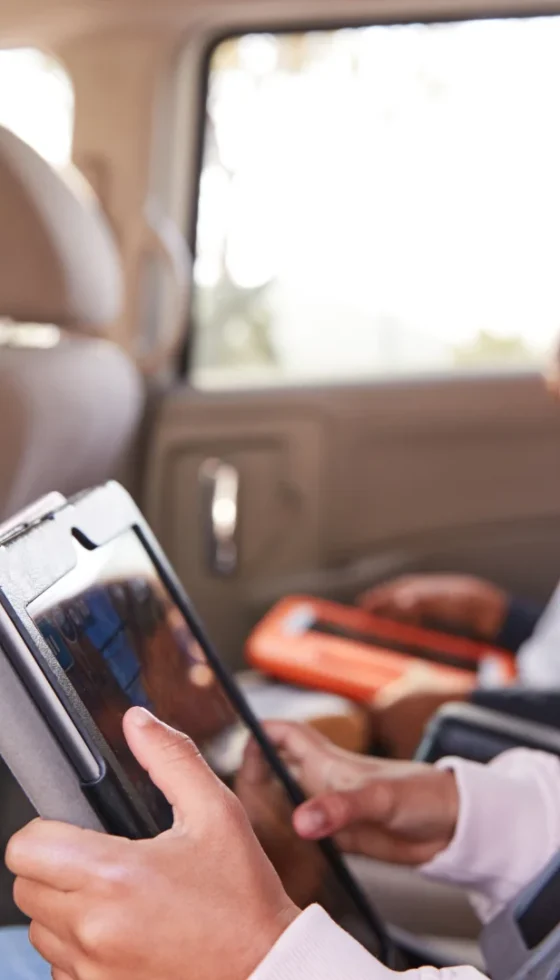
[7, 708, 298, 980]
[236, 744, 326, 908]
[371, 665, 476, 759]
[359, 573, 509, 640]
[253, 721, 459, 866]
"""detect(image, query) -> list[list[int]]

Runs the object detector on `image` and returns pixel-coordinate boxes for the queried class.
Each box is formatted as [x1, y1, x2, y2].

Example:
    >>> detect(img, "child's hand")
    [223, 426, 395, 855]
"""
[251, 721, 459, 866]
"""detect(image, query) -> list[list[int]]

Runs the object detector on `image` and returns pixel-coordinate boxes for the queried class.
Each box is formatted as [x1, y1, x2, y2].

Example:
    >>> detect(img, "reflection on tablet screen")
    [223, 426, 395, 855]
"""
[28, 531, 375, 944]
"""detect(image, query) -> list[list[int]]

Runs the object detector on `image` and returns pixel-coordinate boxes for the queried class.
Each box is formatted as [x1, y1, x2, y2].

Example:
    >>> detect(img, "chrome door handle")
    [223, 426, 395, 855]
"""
[200, 459, 239, 576]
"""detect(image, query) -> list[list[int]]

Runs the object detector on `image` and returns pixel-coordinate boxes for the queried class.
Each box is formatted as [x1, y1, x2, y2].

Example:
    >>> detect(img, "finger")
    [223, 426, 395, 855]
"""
[6, 820, 116, 891]
[29, 921, 76, 975]
[334, 824, 435, 864]
[237, 737, 272, 787]
[262, 720, 380, 799]
[263, 721, 380, 796]
[123, 707, 223, 820]
[13, 879, 74, 935]
[337, 820, 453, 865]
[292, 783, 396, 840]
[52, 972, 76, 980]
[357, 585, 394, 611]
[260, 721, 340, 791]
[261, 721, 331, 766]
[335, 823, 396, 858]
[363, 580, 428, 621]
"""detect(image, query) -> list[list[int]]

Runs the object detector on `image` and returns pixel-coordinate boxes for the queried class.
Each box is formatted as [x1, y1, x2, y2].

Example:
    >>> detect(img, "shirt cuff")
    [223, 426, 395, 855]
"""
[421, 750, 560, 922]
[249, 905, 391, 980]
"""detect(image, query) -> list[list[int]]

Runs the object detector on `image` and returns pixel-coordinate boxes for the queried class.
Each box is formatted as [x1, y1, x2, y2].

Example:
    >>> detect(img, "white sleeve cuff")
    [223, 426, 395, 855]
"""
[421, 749, 560, 922]
[249, 905, 392, 980]
[249, 905, 490, 980]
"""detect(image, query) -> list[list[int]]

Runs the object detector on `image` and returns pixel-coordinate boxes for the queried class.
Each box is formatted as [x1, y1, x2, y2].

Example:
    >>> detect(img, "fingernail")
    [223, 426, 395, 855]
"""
[128, 706, 155, 728]
[295, 806, 328, 837]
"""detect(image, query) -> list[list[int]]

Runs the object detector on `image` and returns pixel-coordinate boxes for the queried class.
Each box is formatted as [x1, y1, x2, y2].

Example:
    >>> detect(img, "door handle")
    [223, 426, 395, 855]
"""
[200, 459, 239, 576]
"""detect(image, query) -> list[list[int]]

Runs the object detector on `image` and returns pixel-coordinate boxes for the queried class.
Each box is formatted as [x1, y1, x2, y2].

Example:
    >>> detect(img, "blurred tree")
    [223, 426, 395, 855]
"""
[452, 329, 535, 366]
[194, 91, 277, 372]
[194, 282, 275, 369]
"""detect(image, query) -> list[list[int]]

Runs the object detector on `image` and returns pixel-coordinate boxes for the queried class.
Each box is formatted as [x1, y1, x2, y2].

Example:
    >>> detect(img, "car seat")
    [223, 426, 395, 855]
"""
[0, 125, 143, 519]
[0, 125, 143, 925]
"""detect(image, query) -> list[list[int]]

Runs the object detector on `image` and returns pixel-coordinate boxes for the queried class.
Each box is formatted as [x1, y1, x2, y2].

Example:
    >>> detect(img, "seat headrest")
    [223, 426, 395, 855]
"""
[0, 126, 122, 330]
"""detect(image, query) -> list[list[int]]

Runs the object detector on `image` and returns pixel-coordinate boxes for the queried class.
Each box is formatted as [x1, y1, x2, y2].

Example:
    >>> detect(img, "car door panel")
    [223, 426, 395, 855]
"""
[144, 372, 560, 668]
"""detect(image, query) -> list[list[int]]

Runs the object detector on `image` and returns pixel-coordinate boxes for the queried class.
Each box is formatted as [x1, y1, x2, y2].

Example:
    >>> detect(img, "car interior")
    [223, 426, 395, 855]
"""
[2, 0, 560, 974]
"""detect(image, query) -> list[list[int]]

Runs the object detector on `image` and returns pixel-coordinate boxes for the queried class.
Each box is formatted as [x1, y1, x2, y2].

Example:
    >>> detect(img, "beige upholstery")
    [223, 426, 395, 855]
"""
[0, 127, 144, 927]
[347, 855, 484, 970]
[0, 125, 143, 521]
[0, 127, 121, 329]
[0, 336, 143, 518]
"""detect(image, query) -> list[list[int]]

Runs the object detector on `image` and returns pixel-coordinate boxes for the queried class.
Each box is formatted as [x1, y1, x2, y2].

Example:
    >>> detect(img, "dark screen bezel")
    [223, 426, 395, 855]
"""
[517, 863, 560, 951]
[133, 522, 394, 963]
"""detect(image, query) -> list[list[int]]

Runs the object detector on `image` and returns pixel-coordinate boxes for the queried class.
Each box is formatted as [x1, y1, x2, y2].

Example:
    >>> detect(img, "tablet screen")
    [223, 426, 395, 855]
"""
[27, 530, 377, 947]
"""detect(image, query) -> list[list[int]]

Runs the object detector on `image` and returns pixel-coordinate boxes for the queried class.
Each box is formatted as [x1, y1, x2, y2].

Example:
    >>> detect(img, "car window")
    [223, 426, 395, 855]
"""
[191, 19, 560, 389]
[0, 49, 73, 167]
[0, 49, 73, 344]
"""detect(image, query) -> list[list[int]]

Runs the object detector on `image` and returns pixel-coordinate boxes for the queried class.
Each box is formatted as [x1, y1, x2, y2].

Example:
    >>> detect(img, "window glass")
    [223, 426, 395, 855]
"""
[192, 19, 560, 388]
[0, 49, 73, 167]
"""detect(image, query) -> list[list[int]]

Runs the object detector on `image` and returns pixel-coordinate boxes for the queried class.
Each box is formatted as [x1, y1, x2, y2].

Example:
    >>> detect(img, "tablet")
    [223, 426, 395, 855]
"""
[482, 849, 560, 980]
[0, 482, 392, 963]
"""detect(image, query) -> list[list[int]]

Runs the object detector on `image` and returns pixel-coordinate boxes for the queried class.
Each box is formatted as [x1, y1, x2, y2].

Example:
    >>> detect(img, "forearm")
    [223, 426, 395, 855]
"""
[250, 905, 488, 980]
[422, 749, 560, 922]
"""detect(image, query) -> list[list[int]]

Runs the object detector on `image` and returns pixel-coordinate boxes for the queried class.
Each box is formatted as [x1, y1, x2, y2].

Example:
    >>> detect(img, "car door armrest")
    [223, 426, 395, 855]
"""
[415, 702, 560, 765]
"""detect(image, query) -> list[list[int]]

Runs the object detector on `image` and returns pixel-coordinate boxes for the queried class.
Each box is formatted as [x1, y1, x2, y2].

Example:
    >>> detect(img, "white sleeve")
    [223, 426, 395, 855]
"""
[250, 905, 488, 980]
[422, 749, 560, 921]
[253, 747, 560, 978]
[516, 582, 560, 687]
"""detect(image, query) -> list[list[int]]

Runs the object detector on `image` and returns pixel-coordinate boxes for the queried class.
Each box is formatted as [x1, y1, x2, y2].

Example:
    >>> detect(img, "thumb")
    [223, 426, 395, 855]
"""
[123, 706, 220, 819]
[293, 781, 396, 840]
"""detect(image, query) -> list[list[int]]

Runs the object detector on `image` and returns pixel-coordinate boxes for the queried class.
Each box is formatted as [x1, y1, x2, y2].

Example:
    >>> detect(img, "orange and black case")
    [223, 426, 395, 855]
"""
[246, 596, 516, 701]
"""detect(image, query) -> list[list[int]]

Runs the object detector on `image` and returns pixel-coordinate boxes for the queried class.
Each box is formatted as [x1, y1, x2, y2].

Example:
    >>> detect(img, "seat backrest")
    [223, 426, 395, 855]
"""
[0, 125, 144, 520]
[0, 127, 144, 926]
[0, 336, 143, 517]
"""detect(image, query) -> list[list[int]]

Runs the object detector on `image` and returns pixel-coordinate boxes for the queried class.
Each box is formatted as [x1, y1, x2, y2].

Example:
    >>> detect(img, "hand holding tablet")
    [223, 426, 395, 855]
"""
[7, 707, 299, 980]
[0, 482, 392, 960]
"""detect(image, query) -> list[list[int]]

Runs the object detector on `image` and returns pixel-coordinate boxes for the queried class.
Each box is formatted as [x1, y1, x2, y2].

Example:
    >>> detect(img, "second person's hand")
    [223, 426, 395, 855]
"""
[245, 722, 459, 866]
[359, 573, 508, 640]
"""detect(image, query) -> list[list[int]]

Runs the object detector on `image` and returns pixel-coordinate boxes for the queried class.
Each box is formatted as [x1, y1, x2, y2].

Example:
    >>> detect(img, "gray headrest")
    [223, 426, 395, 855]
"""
[0, 126, 122, 330]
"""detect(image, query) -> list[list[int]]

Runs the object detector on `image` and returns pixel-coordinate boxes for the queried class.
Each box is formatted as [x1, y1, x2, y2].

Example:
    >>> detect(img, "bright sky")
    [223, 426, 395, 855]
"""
[2, 31, 560, 377]
[0, 49, 73, 167]
[196, 16, 560, 373]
